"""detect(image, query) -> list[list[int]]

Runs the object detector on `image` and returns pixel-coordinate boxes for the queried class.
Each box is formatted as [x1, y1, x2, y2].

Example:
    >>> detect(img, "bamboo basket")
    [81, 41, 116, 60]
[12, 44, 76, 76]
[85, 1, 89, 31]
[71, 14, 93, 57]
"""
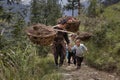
[57, 16, 81, 32]
[66, 20, 80, 32]
[26, 24, 56, 46]
[76, 32, 93, 41]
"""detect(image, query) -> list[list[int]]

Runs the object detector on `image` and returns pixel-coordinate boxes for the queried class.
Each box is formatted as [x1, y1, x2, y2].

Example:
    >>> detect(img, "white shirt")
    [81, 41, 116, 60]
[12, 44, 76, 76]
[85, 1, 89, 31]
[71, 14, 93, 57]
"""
[72, 44, 87, 57]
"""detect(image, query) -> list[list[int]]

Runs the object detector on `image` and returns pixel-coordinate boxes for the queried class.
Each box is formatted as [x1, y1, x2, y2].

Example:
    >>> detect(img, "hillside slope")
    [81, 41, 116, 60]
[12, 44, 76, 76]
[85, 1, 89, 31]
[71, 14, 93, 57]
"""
[85, 2, 120, 75]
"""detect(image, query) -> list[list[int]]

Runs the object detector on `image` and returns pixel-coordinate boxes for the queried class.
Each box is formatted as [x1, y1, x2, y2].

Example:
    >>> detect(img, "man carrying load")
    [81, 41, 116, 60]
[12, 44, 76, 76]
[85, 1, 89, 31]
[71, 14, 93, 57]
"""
[52, 19, 70, 67]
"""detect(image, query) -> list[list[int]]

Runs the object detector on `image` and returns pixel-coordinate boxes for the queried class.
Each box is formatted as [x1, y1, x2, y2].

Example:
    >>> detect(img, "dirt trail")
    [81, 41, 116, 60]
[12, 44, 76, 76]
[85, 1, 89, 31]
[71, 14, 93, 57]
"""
[59, 62, 120, 80]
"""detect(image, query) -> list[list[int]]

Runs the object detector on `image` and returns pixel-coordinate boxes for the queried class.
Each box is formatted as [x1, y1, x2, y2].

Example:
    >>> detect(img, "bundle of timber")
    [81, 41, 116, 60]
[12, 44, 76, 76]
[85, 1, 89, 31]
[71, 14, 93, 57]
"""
[26, 24, 56, 46]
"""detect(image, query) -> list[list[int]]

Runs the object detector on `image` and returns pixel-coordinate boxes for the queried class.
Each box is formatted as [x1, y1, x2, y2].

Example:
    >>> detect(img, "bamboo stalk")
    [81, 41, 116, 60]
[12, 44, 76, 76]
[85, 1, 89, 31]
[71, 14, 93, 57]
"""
[53, 29, 74, 34]
[52, 25, 74, 34]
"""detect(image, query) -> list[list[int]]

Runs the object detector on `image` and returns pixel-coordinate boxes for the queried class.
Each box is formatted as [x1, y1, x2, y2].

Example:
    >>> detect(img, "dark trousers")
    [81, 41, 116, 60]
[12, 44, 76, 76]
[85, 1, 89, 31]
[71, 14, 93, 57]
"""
[68, 51, 76, 65]
[76, 56, 83, 67]
[54, 44, 65, 66]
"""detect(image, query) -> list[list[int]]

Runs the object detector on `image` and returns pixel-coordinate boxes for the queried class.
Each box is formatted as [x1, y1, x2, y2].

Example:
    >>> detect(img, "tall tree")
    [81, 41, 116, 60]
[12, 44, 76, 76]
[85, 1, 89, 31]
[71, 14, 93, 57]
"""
[64, 0, 78, 16]
[0, 1, 27, 50]
[63, 0, 81, 16]
[78, 0, 81, 15]
[87, 0, 97, 17]
[30, 0, 62, 57]
[87, 0, 104, 17]
[31, 0, 62, 25]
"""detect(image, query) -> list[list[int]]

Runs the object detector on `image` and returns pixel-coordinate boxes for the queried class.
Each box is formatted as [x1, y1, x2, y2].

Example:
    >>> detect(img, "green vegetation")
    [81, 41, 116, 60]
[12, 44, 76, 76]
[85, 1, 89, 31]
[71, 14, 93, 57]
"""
[0, 48, 61, 80]
[31, 0, 62, 25]
[30, 0, 62, 57]
[1, 0, 120, 79]
[0, 0, 62, 79]
[81, 2, 120, 75]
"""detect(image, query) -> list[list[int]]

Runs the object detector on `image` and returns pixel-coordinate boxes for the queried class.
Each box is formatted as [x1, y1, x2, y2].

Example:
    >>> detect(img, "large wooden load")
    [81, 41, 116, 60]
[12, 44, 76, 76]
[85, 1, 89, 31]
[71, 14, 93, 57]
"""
[26, 24, 56, 46]
[76, 32, 93, 41]
[26, 16, 80, 46]
[57, 16, 81, 32]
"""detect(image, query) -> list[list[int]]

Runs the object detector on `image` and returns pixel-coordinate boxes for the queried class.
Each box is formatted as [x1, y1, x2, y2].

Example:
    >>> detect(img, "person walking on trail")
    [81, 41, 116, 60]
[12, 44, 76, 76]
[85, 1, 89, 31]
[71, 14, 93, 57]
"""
[72, 39, 88, 69]
[67, 34, 76, 66]
[52, 19, 70, 67]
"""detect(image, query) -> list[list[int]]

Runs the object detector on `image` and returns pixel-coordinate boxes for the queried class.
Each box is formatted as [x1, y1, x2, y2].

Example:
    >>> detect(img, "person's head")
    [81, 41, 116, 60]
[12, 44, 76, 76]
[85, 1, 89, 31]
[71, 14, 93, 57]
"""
[58, 18, 69, 29]
[75, 39, 81, 46]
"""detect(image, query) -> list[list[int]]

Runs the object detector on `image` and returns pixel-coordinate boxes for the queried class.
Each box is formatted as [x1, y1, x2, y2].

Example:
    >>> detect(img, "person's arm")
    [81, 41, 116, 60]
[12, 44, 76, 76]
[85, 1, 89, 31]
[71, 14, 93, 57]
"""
[64, 33, 70, 45]
[72, 45, 76, 54]
[82, 44, 88, 53]
[81, 44, 87, 50]
[66, 45, 68, 50]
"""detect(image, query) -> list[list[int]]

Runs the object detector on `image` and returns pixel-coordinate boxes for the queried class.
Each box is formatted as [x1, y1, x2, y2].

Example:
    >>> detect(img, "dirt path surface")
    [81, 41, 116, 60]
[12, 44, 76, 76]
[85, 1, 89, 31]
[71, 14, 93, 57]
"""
[59, 62, 120, 80]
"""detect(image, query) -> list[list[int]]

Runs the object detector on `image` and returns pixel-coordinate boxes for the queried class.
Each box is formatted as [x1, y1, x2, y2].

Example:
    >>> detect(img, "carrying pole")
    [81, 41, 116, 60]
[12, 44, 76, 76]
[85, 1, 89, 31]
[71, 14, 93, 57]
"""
[53, 29, 74, 34]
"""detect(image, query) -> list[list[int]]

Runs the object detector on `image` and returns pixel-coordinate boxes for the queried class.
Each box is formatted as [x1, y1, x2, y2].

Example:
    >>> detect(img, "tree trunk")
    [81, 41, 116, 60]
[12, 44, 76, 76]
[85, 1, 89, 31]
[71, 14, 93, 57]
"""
[78, 0, 80, 15]
[72, 1, 74, 16]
